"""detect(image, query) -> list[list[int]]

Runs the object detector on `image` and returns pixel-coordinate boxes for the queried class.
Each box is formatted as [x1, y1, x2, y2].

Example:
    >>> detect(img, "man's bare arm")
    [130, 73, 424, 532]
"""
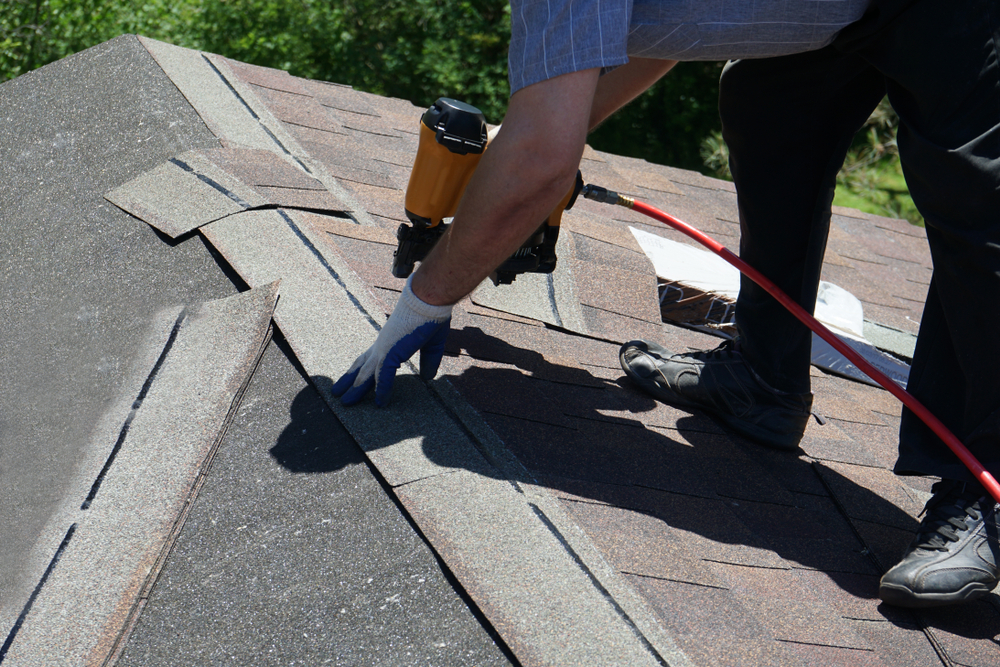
[411, 58, 676, 306]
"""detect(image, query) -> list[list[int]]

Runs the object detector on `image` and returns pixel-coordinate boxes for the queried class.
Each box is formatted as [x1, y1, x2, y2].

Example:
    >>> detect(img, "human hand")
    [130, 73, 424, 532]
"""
[331, 275, 453, 406]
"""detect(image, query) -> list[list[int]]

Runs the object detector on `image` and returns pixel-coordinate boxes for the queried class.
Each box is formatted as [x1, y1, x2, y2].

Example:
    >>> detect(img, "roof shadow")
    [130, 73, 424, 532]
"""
[269, 374, 365, 474]
[301, 324, 1000, 642]
[428, 326, 1000, 623]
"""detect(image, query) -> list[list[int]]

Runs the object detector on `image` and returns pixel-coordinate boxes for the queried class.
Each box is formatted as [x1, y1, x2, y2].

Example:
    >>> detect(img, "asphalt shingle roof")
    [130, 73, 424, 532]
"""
[5, 34, 999, 666]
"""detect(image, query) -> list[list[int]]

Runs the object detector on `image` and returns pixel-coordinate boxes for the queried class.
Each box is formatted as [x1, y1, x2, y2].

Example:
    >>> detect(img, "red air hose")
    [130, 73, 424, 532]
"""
[581, 185, 1000, 503]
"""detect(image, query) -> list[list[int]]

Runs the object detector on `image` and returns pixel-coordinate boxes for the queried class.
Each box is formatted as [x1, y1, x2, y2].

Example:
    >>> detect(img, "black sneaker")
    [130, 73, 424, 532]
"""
[619, 339, 812, 451]
[879, 480, 1000, 607]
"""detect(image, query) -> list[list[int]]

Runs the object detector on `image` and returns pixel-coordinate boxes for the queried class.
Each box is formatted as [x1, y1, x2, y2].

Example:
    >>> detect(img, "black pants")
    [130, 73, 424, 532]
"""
[719, 0, 1000, 483]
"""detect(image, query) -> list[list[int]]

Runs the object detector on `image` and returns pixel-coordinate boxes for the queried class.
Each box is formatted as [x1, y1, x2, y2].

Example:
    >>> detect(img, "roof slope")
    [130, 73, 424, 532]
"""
[6, 35, 1000, 666]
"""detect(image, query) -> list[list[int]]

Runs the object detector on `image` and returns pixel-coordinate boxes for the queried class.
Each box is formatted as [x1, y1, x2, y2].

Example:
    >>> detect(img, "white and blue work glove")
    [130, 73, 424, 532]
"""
[331, 275, 453, 407]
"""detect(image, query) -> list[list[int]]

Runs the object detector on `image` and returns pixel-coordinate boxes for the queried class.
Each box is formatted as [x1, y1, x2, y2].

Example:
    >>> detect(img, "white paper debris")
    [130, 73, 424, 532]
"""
[629, 227, 910, 388]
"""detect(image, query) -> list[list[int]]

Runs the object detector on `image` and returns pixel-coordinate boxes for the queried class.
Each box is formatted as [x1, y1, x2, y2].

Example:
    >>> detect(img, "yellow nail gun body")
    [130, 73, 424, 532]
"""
[393, 97, 582, 285]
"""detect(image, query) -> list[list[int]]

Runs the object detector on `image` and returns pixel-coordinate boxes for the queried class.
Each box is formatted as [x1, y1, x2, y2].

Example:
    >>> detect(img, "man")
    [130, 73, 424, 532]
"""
[335, 0, 1000, 608]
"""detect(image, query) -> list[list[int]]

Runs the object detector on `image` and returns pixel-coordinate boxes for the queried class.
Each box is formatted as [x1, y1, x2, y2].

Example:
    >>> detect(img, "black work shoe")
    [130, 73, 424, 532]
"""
[619, 339, 812, 451]
[879, 480, 1000, 608]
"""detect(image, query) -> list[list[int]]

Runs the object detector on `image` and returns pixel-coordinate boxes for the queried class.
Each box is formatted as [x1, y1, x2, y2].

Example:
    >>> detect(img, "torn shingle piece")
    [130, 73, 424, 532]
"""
[249, 187, 347, 212]
[852, 519, 919, 573]
[306, 79, 379, 116]
[580, 304, 665, 344]
[720, 574, 873, 649]
[284, 123, 349, 147]
[104, 156, 263, 238]
[300, 213, 396, 245]
[298, 140, 404, 190]
[613, 164, 685, 196]
[572, 259, 660, 323]
[564, 210, 646, 252]
[780, 643, 882, 666]
[562, 498, 727, 587]
[338, 181, 408, 226]
[627, 576, 800, 667]
[814, 462, 924, 532]
[221, 58, 312, 96]
[198, 147, 325, 190]
[791, 569, 885, 621]
[250, 85, 342, 134]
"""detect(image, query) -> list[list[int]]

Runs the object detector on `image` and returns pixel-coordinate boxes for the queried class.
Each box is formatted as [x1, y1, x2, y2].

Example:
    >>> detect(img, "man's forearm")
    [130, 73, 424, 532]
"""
[410, 59, 675, 307]
[411, 68, 601, 306]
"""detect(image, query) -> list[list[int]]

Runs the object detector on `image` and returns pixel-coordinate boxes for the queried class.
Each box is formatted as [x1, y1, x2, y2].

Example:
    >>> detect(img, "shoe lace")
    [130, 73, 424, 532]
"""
[912, 481, 986, 552]
[691, 339, 739, 362]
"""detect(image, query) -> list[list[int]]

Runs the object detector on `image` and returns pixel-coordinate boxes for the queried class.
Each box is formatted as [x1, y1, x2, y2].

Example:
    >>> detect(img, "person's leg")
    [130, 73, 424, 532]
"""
[860, 0, 1000, 485]
[720, 48, 885, 394]
[841, 0, 1000, 607]
[620, 46, 885, 451]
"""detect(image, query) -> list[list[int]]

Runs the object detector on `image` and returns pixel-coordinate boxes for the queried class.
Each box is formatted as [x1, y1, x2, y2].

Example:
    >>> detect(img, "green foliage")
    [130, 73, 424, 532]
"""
[189, 0, 512, 121]
[0, 0, 203, 80]
[589, 62, 725, 173]
[833, 98, 922, 225]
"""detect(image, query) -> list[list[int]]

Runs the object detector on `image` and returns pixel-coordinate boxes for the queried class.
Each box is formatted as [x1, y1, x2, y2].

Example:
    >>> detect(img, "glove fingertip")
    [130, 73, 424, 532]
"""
[419, 354, 443, 381]
[374, 366, 399, 407]
[339, 377, 374, 406]
[331, 371, 358, 398]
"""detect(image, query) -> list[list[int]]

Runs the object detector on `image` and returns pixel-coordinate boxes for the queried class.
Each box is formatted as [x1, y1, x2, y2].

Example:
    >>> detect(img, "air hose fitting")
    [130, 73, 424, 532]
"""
[581, 184, 634, 209]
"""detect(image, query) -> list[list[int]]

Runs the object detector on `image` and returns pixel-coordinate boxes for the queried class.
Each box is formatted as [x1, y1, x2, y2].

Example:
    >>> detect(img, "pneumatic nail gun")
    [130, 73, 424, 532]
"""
[392, 97, 583, 285]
